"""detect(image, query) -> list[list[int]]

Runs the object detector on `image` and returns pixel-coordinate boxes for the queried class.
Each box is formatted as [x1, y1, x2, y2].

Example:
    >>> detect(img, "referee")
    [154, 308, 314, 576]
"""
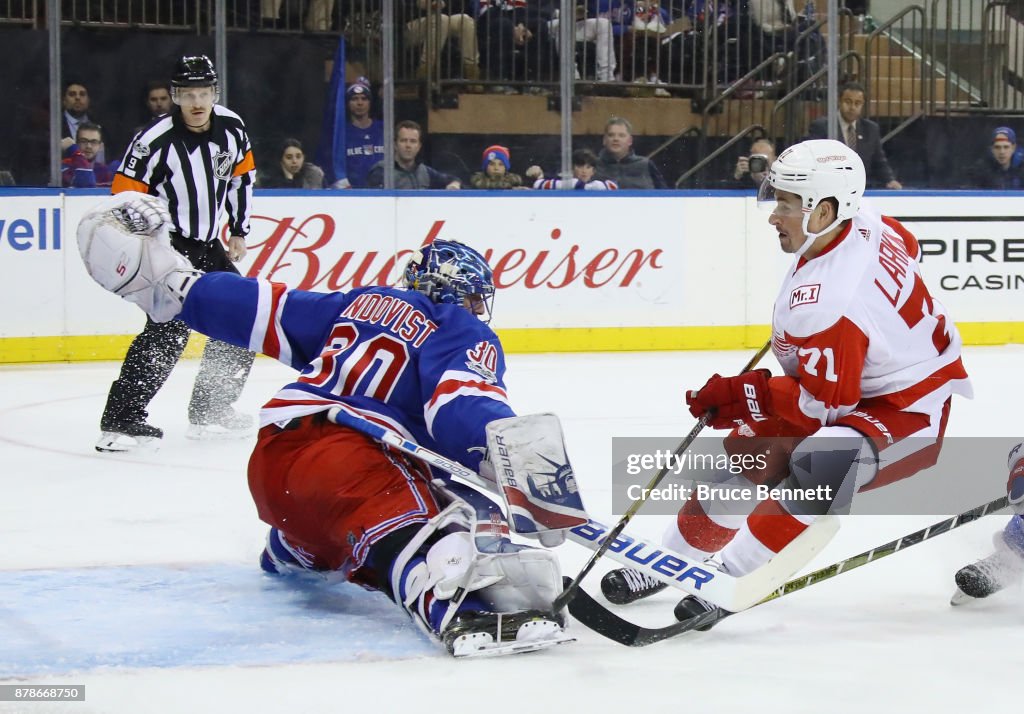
[96, 55, 257, 452]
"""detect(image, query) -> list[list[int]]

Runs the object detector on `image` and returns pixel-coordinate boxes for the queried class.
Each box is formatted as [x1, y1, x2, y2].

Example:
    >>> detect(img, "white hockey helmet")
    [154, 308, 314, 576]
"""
[757, 139, 865, 255]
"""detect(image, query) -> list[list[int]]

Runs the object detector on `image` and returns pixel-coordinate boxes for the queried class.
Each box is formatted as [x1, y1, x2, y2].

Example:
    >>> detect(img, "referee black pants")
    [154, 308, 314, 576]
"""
[99, 234, 256, 429]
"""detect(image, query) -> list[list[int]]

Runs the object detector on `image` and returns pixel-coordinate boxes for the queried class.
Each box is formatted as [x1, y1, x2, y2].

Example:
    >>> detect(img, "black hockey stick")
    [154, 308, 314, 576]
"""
[553, 340, 773, 613]
[569, 494, 1010, 646]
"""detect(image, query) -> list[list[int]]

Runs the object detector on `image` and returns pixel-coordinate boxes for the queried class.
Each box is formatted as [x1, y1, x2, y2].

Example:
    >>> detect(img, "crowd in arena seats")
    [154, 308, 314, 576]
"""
[16, 64, 1024, 192]
[5, 1, 1024, 192]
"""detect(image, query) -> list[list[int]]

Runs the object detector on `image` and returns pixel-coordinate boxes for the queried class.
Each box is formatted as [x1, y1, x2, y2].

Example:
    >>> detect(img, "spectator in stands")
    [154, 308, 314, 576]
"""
[405, 0, 481, 83]
[547, 2, 617, 82]
[470, 144, 529, 188]
[594, 116, 667, 188]
[145, 80, 173, 120]
[61, 80, 107, 163]
[62, 122, 118, 188]
[746, 0, 798, 77]
[527, 148, 619, 189]
[808, 81, 902, 189]
[476, 0, 555, 91]
[133, 80, 174, 137]
[366, 120, 462, 189]
[725, 137, 776, 188]
[337, 77, 385, 189]
[966, 126, 1024, 190]
[260, 0, 335, 30]
[259, 138, 325, 189]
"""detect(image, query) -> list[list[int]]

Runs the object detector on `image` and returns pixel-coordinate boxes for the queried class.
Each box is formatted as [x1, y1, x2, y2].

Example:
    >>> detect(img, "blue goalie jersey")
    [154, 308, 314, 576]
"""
[179, 272, 515, 472]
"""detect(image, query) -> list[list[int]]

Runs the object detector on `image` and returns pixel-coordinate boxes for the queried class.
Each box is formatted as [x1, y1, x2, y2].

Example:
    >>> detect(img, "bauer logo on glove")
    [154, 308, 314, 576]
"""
[685, 369, 772, 429]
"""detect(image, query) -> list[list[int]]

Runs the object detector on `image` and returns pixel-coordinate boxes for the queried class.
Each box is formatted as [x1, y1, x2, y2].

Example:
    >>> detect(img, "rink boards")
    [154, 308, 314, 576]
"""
[0, 188, 1022, 362]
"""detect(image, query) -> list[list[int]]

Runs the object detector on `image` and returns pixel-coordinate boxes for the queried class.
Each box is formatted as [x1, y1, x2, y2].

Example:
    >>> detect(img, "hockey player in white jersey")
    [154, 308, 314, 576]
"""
[952, 442, 1024, 604]
[76, 192, 580, 657]
[602, 139, 972, 625]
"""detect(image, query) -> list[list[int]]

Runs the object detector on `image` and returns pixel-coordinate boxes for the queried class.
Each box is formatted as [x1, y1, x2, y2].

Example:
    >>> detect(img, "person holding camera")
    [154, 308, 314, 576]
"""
[724, 138, 776, 189]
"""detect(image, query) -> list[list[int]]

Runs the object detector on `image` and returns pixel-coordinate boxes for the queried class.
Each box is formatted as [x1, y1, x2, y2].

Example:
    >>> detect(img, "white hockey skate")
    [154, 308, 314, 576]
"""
[443, 609, 574, 658]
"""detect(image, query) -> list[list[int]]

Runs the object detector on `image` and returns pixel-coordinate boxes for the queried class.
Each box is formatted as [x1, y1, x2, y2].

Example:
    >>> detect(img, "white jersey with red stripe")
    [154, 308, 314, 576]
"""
[768, 207, 972, 434]
[179, 272, 514, 473]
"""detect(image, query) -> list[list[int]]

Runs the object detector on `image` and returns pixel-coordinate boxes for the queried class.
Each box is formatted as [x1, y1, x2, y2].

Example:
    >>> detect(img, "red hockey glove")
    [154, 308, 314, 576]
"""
[1008, 443, 1024, 514]
[685, 369, 772, 429]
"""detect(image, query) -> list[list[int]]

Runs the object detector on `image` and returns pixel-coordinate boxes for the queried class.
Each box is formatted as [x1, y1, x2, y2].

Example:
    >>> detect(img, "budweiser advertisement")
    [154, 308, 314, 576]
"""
[0, 192, 1019, 354]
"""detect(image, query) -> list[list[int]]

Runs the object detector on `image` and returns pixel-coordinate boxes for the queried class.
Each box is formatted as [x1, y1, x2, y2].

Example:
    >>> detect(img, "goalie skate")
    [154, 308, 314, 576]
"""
[442, 609, 574, 658]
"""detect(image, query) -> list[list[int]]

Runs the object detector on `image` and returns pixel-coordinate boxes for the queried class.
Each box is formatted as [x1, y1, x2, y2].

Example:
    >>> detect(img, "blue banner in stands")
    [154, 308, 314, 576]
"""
[317, 36, 347, 187]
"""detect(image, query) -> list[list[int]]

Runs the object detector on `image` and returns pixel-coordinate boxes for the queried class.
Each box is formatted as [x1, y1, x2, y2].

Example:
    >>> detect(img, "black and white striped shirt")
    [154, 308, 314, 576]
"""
[113, 105, 255, 243]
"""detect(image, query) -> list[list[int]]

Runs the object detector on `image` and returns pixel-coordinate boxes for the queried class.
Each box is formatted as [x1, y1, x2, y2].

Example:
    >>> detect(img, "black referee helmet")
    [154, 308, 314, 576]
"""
[172, 55, 217, 88]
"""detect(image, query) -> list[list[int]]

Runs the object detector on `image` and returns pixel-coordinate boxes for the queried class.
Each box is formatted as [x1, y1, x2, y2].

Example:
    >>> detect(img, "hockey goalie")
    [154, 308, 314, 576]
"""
[78, 191, 584, 657]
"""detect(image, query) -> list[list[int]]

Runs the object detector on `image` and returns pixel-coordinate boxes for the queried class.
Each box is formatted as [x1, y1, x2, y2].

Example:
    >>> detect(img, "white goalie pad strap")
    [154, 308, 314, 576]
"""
[77, 194, 200, 323]
[485, 413, 588, 534]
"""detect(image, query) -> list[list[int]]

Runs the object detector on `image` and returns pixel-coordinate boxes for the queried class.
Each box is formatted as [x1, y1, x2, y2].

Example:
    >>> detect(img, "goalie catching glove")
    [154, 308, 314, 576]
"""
[77, 191, 201, 322]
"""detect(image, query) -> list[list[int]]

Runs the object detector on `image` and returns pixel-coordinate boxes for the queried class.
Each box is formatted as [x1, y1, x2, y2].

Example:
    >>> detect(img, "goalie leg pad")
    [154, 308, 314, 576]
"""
[389, 499, 566, 645]
[484, 413, 588, 539]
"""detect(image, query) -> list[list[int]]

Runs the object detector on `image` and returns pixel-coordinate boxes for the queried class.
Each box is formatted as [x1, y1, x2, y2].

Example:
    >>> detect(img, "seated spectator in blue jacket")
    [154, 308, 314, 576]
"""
[966, 126, 1024, 189]
[366, 120, 461, 189]
[62, 122, 118, 188]
[335, 77, 384, 189]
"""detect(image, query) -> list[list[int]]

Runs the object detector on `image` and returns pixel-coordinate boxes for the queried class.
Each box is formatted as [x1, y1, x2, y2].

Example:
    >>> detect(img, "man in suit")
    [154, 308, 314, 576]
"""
[808, 81, 902, 189]
[60, 81, 108, 165]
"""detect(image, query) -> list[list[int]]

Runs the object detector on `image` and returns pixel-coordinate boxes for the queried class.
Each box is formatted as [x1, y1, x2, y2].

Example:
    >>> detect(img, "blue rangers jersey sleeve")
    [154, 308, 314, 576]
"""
[179, 272, 514, 472]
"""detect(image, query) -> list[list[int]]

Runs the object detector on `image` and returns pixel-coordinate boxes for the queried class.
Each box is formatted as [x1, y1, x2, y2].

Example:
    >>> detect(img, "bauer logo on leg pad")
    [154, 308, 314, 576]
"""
[485, 414, 589, 533]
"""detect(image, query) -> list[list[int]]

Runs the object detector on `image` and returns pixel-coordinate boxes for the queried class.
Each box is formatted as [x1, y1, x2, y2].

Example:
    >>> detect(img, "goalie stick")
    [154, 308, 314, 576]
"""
[553, 340, 772, 613]
[327, 400, 837, 612]
[568, 495, 1010, 647]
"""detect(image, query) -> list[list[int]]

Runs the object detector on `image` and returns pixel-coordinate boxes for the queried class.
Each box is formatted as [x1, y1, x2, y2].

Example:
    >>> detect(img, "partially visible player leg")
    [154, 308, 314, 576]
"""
[176, 236, 256, 440]
[952, 442, 1024, 604]
[952, 516, 1024, 603]
[96, 317, 191, 452]
[667, 426, 869, 628]
[186, 337, 255, 439]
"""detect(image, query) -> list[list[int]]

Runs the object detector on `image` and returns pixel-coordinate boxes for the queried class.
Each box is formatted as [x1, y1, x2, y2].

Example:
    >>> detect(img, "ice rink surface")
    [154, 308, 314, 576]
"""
[2, 346, 1024, 713]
